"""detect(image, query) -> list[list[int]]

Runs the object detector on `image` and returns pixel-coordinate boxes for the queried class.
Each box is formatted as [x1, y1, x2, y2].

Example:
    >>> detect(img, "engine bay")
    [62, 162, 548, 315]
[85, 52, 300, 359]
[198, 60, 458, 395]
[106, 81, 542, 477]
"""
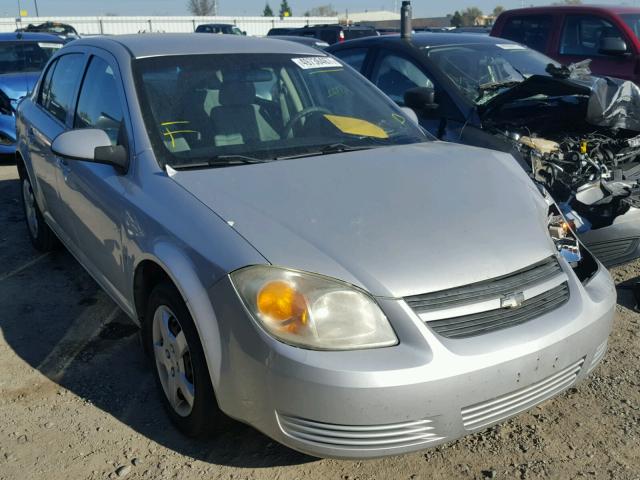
[484, 92, 640, 234]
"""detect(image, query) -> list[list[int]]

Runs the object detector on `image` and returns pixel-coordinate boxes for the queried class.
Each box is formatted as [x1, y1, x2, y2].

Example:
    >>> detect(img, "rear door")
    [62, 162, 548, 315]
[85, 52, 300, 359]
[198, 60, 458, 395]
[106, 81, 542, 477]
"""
[557, 13, 636, 80]
[27, 52, 85, 241]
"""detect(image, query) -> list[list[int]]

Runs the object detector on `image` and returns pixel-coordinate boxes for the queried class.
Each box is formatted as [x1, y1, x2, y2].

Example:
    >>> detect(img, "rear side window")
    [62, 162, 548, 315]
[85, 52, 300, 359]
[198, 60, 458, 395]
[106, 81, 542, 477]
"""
[501, 15, 552, 52]
[74, 56, 124, 145]
[38, 58, 57, 108]
[332, 48, 368, 72]
[41, 53, 84, 123]
[560, 15, 626, 55]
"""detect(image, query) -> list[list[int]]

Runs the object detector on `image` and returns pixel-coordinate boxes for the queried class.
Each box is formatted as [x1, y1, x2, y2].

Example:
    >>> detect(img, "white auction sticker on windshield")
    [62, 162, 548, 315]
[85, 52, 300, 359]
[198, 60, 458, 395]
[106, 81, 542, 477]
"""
[292, 56, 343, 69]
[496, 43, 526, 50]
[38, 42, 63, 49]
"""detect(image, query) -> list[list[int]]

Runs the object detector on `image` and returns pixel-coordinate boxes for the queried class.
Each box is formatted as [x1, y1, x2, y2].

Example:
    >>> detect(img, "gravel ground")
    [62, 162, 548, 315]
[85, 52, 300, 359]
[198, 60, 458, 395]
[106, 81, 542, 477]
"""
[0, 161, 639, 480]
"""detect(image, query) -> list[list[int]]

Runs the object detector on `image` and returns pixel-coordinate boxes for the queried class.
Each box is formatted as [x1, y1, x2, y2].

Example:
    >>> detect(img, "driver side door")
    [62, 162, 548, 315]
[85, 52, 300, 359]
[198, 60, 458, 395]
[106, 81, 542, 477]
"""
[55, 51, 132, 305]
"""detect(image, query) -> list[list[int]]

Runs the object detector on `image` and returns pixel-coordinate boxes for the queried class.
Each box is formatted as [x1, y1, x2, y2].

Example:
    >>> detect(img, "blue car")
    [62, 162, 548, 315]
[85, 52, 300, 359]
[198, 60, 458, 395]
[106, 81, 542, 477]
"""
[0, 32, 64, 157]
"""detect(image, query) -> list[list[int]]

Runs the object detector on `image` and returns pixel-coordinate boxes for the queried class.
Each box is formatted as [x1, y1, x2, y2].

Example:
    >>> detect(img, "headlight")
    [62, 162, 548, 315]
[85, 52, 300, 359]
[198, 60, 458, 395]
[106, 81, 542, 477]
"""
[0, 130, 14, 146]
[548, 204, 582, 265]
[230, 265, 398, 350]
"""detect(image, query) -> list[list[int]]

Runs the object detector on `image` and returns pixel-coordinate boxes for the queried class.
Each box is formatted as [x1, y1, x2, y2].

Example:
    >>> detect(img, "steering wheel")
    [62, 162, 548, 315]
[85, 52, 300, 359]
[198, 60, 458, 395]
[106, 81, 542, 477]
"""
[283, 106, 332, 138]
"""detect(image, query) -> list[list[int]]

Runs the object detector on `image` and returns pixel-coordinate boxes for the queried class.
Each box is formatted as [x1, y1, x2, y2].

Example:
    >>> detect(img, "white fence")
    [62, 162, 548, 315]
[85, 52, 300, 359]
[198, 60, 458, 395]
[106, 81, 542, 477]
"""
[0, 16, 339, 37]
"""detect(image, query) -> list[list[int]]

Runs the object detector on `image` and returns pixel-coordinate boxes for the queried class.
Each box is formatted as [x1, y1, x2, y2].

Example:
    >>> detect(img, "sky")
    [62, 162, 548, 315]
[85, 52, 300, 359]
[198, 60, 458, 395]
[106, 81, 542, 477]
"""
[2, 0, 638, 18]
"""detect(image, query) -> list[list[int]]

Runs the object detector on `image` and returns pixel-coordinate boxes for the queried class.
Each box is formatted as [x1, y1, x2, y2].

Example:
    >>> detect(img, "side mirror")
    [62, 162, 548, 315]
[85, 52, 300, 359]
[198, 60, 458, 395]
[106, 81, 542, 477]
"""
[51, 129, 128, 172]
[404, 87, 438, 112]
[598, 36, 628, 56]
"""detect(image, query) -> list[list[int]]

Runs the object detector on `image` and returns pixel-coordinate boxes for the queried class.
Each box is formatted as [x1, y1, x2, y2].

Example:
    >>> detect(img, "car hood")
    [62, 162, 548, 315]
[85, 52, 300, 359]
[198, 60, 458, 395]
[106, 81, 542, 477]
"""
[480, 73, 640, 132]
[169, 142, 555, 298]
[0, 72, 40, 101]
[480, 74, 591, 117]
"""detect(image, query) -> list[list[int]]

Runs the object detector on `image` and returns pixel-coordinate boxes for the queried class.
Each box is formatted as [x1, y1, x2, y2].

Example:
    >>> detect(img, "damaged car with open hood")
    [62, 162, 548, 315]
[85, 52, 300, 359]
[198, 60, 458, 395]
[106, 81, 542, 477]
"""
[329, 33, 640, 266]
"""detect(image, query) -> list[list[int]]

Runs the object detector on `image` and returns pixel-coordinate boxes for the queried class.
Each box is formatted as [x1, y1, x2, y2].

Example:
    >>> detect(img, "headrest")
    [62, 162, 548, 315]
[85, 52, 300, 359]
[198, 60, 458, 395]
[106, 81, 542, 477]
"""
[219, 81, 256, 106]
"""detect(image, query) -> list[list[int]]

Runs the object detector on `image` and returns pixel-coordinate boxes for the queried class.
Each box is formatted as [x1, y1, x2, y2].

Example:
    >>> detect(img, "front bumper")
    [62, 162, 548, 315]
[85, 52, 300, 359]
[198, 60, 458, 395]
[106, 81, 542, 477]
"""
[207, 262, 615, 459]
[581, 207, 640, 267]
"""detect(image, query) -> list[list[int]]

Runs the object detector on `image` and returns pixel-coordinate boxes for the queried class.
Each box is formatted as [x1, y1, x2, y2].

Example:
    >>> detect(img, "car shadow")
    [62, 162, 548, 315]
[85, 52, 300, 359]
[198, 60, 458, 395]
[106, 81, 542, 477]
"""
[0, 173, 314, 468]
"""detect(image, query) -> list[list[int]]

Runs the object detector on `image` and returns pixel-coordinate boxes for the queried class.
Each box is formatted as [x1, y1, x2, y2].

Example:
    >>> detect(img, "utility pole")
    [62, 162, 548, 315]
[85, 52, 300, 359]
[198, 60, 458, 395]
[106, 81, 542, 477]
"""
[33, 0, 39, 16]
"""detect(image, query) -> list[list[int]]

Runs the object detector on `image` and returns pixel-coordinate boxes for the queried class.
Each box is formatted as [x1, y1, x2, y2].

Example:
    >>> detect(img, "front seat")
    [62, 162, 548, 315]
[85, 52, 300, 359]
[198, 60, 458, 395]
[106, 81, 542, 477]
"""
[210, 80, 279, 146]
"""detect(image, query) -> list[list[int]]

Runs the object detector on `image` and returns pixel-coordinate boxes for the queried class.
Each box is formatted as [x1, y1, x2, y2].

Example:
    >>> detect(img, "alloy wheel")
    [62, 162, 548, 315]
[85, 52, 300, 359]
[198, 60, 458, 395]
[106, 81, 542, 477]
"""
[152, 305, 195, 417]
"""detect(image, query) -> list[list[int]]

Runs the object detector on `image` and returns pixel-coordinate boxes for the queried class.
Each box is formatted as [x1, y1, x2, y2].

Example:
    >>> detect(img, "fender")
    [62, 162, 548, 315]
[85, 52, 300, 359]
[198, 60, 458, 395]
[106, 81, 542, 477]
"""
[134, 244, 224, 390]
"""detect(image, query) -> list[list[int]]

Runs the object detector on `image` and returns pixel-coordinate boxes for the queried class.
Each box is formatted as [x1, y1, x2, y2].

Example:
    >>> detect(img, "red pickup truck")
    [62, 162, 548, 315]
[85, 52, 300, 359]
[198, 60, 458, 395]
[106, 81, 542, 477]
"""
[491, 6, 640, 82]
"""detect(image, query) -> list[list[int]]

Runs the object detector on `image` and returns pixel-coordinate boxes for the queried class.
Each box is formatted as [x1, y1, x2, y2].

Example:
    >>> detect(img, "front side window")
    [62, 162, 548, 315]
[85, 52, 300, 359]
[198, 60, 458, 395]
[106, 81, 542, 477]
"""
[621, 14, 640, 40]
[134, 53, 428, 168]
[560, 15, 626, 56]
[371, 53, 434, 105]
[75, 56, 124, 145]
[500, 15, 552, 52]
[0, 41, 63, 74]
[42, 53, 85, 123]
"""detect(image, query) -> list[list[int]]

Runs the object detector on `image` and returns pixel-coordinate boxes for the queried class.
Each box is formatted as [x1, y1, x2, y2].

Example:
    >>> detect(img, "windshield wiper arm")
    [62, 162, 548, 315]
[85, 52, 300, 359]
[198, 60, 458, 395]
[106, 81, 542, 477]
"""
[170, 154, 268, 170]
[478, 80, 521, 92]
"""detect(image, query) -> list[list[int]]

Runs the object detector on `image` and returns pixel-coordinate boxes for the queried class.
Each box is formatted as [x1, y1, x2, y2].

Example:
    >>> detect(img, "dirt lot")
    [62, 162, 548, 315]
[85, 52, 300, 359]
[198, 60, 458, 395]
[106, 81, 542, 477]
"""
[0, 161, 639, 480]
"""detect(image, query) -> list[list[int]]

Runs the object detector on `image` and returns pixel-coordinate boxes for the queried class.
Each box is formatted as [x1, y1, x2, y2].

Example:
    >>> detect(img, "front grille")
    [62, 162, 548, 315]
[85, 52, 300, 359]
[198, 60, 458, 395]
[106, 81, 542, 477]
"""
[461, 358, 585, 431]
[587, 340, 608, 374]
[277, 414, 444, 450]
[428, 282, 570, 338]
[405, 256, 562, 314]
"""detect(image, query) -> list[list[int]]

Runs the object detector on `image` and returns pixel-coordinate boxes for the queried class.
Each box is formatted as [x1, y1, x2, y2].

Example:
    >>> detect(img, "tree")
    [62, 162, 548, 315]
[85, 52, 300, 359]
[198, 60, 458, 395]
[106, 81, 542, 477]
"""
[263, 3, 274, 16]
[461, 7, 483, 26]
[450, 10, 462, 27]
[304, 4, 338, 17]
[492, 6, 504, 17]
[187, 0, 216, 16]
[279, 0, 292, 17]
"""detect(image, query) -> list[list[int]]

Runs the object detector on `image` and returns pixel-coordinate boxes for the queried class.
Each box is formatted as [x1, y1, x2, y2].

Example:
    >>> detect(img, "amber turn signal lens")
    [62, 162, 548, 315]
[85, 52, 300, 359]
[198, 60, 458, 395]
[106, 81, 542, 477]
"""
[257, 281, 308, 332]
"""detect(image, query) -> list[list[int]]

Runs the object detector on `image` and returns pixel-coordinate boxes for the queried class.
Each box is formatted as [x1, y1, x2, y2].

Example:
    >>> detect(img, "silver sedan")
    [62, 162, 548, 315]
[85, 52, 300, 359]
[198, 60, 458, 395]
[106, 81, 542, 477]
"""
[15, 34, 615, 459]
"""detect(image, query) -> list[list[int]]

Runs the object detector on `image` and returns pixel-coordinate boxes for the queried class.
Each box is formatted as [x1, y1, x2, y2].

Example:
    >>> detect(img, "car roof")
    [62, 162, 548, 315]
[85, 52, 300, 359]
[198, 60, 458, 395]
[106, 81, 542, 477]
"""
[0, 32, 65, 42]
[72, 33, 323, 58]
[329, 32, 518, 49]
[198, 23, 235, 27]
[498, 5, 640, 15]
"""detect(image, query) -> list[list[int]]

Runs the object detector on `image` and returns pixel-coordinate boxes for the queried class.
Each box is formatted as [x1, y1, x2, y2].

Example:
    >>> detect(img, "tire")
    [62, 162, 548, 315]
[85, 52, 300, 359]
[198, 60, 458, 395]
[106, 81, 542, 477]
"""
[20, 173, 58, 252]
[143, 282, 227, 437]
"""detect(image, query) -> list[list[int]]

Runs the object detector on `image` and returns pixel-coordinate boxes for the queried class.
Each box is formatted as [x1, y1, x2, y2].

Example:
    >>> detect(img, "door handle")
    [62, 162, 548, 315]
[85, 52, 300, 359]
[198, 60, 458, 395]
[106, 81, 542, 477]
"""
[27, 126, 35, 141]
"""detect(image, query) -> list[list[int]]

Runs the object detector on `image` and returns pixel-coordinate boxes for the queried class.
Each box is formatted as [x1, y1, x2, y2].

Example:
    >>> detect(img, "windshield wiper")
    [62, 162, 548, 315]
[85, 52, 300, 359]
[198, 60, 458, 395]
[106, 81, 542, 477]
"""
[170, 154, 268, 170]
[275, 143, 376, 161]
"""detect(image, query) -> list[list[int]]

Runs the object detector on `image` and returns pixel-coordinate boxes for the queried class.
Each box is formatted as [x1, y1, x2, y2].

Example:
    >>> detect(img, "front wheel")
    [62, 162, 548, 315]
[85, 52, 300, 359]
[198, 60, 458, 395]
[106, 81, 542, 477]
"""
[144, 282, 227, 437]
[20, 175, 58, 251]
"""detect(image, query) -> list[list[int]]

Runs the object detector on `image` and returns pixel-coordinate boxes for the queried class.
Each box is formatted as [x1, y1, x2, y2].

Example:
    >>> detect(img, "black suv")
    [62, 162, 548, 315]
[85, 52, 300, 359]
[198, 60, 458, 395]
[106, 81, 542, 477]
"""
[290, 24, 378, 45]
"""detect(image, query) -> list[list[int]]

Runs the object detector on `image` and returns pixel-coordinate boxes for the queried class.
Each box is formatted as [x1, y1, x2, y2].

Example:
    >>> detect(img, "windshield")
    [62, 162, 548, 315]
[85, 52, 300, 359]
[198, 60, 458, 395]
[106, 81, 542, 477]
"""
[0, 41, 63, 74]
[425, 43, 559, 105]
[621, 14, 640, 40]
[134, 53, 428, 168]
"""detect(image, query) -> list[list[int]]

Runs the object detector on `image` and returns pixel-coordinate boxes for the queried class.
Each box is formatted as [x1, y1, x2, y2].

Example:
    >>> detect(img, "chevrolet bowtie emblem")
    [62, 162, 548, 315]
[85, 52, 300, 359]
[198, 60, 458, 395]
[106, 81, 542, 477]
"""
[501, 292, 525, 309]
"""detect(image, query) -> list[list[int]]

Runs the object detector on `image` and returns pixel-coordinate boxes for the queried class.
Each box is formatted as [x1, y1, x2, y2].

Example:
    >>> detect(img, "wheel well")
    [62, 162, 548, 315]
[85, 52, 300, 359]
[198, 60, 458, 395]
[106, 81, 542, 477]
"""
[133, 260, 173, 325]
